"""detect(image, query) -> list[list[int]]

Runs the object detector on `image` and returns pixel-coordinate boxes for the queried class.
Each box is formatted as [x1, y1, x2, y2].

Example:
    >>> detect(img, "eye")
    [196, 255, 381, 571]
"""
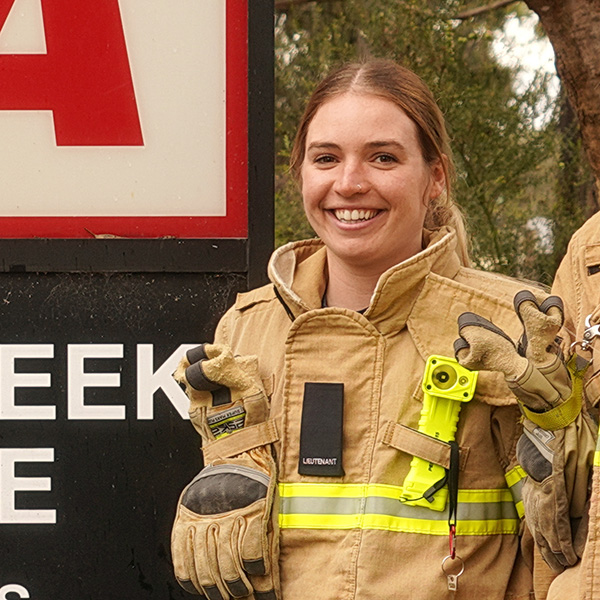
[373, 153, 398, 164]
[313, 154, 338, 165]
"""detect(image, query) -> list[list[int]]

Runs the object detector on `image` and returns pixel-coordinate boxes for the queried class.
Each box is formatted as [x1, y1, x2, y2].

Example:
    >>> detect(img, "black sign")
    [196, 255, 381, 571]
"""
[1, 271, 249, 598]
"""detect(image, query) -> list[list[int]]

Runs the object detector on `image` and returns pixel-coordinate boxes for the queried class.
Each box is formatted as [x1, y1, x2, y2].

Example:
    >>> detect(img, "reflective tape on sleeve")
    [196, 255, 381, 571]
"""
[595, 423, 600, 467]
[504, 465, 526, 519]
[520, 356, 584, 431]
[278, 482, 519, 535]
[594, 429, 600, 467]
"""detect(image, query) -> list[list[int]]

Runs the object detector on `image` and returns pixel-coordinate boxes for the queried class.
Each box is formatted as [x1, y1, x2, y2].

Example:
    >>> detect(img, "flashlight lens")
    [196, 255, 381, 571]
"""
[432, 365, 457, 390]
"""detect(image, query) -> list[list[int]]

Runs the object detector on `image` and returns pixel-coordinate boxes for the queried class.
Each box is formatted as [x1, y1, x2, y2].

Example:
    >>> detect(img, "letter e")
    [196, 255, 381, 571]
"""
[0, 447, 56, 524]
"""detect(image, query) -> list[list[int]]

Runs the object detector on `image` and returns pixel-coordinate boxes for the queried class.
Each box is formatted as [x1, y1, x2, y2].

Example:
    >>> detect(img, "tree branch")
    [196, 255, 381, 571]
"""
[275, 0, 338, 10]
[455, 0, 521, 19]
[276, 0, 522, 19]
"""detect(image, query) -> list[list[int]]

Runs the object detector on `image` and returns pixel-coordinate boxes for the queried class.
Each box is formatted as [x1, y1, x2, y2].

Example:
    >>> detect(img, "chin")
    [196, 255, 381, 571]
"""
[337, 250, 386, 271]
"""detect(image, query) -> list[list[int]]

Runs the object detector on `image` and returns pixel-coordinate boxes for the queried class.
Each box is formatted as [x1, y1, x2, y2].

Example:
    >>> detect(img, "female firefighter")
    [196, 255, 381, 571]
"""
[170, 58, 587, 600]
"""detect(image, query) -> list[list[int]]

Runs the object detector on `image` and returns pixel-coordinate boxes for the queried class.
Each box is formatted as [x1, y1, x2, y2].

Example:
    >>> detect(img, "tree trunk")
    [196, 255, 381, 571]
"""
[525, 0, 600, 189]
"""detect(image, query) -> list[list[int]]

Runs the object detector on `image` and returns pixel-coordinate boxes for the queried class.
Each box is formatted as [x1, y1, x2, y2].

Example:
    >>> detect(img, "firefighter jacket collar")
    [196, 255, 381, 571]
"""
[268, 226, 461, 336]
[266, 226, 530, 407]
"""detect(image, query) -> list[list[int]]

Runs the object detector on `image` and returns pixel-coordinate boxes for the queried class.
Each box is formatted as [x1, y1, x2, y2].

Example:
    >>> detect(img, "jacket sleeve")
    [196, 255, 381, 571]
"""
[552, 234, 581, 346]
[490, 404, 527, 516]
[547, 223, 599, 564]
[214, 304, 236, 345]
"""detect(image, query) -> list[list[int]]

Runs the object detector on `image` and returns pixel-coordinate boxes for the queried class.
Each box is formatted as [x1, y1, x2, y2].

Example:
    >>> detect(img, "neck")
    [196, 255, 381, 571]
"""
[324, 254, 382, 311]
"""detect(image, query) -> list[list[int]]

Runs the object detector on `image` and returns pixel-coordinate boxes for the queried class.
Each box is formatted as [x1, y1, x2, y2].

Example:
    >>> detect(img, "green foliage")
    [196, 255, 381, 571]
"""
[275, 0, 564, 283]
[550, 90, 597, 275]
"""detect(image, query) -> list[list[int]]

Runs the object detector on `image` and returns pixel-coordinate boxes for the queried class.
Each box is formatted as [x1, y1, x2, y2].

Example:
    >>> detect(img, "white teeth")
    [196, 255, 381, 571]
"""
[334, 209, 377, 223]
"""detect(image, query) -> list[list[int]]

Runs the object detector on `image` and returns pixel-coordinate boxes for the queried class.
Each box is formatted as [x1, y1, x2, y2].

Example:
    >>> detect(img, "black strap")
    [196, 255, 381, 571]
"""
[457, 312, 515, 345]
[423, 473, 448, 503]
[447, 441, 460, 557]
[447, 441, 459, 523]
[422, 440, 460, 507]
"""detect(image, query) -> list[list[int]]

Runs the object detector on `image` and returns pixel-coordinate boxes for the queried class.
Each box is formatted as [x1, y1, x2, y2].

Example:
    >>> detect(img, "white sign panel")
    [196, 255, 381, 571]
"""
[0, 0, 248, 237]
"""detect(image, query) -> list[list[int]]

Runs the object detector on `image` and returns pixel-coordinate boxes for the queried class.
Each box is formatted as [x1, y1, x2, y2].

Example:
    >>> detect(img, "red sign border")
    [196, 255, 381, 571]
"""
[0, 0, 248, 239]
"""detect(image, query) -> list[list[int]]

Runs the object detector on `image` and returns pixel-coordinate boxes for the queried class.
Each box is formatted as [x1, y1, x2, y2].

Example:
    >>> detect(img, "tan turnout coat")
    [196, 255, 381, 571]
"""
[213, 227, 537, 599]
[549, 212, 600, 600]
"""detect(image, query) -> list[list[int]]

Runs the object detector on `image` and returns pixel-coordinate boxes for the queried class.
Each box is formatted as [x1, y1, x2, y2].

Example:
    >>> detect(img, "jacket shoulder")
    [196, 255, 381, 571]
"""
[410, 267, 541, 351]
[454, 266, 548, 302]
[215, 283, 289, 348]
[408, 268, 546, 406]
[567, 211, 600, 247]
[233, 283, 278, 311]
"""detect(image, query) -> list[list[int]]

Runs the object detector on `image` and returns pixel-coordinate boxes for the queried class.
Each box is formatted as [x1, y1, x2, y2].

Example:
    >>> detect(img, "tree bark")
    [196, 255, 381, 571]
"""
[525, 0, 600, 185]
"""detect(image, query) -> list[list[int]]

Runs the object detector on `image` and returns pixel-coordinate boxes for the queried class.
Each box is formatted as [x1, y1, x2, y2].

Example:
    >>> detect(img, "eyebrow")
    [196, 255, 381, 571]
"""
[368, 140, 407, 152]
[306, 142, 341, 152]
[306, 140, 408, 153]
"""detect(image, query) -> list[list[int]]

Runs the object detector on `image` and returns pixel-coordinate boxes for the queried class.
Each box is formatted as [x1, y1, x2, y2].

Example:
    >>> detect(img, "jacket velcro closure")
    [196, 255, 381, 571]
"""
[382, 421, 469, 471]
[408, 272, 536, 407]
[202, 419, 279, 464]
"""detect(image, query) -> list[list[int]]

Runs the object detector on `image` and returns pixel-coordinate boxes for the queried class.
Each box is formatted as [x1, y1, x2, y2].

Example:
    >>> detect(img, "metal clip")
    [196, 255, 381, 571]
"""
[572, 314, 600, 353]
[584, 314, 600, 342]
[448, 524, 457, 559]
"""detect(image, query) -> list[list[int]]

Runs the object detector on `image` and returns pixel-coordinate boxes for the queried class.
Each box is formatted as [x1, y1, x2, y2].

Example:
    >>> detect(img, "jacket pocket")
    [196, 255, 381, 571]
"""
[584, 243, 600, 275]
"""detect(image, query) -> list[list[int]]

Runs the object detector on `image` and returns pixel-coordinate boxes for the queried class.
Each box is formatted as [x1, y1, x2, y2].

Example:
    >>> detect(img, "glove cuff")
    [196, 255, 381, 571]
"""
[203, 419, 280, 464]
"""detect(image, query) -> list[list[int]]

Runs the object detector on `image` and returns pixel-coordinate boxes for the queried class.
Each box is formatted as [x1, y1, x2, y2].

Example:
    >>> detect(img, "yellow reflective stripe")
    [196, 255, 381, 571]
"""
[595, 422, 600, 466]
[514, 500, 524, 519]
[513, 500, 524, 519]
[504, 464, 526, 519]
[505, 464, 526, 488]
[279, 513, 519, 535]
[457, 489, 513, 503]
[279, 482, 513, 503]
[278, 482, 519, 535]
[520, 392, 581, 430]
[280, 482, 395, 499]
[521, 355, 585, 430]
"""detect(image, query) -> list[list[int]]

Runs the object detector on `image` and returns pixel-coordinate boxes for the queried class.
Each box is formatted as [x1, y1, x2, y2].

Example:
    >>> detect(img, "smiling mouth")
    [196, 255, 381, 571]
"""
[333, 209, 379, 223]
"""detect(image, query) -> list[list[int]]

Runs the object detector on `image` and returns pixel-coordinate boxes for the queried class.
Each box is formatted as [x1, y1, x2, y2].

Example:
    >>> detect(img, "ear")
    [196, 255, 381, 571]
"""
[428, 156, 447, 199]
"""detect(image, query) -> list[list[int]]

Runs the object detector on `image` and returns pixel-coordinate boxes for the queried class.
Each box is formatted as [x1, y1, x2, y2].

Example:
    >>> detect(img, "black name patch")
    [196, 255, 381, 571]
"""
[298, 382, 344, 477]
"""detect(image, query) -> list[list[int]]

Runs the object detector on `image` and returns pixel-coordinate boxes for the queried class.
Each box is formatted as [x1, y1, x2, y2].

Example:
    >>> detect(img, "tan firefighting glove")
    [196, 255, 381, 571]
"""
[454, 291, 594, 572]
[171, 343, 280, 599]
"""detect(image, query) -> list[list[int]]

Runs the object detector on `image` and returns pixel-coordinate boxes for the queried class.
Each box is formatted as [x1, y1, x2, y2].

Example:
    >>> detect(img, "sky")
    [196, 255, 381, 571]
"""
[492, 12, 559, 97]
[493, 13, 558, 253]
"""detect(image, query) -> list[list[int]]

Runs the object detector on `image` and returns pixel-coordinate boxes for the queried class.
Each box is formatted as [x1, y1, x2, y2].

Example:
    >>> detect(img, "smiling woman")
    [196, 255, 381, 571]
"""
[171, 58, 563, 600]
[300, 93, 444, 309]
[290, 60, 469, 309]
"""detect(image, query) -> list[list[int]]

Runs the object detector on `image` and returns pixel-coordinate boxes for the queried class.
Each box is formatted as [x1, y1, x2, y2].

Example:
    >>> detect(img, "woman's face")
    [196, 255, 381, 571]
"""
[301, 92, 445, 275]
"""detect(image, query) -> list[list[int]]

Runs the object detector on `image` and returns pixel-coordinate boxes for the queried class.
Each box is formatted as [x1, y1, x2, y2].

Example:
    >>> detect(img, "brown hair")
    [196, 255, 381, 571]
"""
[290, 58, 470, 266]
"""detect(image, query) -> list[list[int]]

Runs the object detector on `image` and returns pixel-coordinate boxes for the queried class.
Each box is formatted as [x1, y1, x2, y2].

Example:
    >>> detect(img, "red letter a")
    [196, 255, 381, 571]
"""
[0, 0, 144, 146]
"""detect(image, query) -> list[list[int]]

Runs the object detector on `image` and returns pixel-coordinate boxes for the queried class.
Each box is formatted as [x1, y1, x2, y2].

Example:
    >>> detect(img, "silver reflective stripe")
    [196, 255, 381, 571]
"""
[280, 494, 518, 522]
[278, 483, 520, 534]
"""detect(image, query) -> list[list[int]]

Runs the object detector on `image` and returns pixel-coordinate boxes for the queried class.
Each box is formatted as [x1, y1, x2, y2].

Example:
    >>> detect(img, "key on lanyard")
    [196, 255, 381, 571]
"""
[442, 554, 464, 591]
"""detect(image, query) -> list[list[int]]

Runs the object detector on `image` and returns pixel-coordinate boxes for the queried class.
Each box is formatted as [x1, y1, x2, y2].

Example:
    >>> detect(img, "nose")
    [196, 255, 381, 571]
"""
[332, 159, 369, 197]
